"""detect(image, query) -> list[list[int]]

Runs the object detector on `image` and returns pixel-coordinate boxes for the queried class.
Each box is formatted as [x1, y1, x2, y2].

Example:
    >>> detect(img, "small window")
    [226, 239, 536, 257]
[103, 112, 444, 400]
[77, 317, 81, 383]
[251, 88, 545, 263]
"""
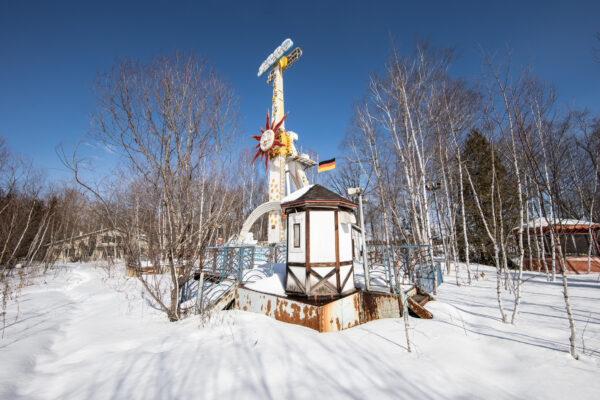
[293, 223, 301, 248]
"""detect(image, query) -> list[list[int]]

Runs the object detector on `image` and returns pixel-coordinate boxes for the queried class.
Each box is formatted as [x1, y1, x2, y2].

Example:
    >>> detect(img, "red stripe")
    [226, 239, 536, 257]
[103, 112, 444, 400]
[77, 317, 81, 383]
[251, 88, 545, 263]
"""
[319, 161, 335, 168]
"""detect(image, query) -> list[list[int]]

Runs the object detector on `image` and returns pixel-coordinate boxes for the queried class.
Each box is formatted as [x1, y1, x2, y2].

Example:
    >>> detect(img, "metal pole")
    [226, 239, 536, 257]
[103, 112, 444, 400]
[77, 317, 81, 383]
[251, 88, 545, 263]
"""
[359, 192, 371, 291]
[426, 182, 441, 295]
[431, 189, 438, 295]
[195, 271, 205, 315]
[285, 164, 291, 196]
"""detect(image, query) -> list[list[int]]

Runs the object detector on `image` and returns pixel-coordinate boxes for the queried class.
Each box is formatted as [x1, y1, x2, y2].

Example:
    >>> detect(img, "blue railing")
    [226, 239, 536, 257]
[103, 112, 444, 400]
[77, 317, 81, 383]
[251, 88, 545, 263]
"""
[368, 243, 442, 294]
[179, 244, 286, 315]
[411, 262, 443, 294]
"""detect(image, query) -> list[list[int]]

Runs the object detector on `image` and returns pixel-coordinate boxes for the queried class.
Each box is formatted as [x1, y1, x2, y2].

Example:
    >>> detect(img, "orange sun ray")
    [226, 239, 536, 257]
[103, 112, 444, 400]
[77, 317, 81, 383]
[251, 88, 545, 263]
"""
[272, 112, 288, 132]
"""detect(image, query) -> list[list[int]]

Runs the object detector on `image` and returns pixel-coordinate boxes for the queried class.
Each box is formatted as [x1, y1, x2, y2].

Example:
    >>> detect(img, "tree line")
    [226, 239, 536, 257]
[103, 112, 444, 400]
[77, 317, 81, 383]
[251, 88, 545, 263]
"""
[1, 54, 269, 324]
[327, 42, 599, 359]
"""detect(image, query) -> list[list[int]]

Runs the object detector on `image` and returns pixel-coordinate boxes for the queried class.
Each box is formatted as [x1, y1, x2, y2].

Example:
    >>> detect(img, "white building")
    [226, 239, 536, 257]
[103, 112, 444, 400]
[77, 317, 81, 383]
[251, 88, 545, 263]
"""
[281, 185, 357, 298]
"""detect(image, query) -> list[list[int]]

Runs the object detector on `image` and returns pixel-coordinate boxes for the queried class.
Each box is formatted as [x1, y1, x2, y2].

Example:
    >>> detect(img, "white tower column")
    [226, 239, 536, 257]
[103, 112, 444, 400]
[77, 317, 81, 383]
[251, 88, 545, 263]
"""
[268, 64, 286, 244]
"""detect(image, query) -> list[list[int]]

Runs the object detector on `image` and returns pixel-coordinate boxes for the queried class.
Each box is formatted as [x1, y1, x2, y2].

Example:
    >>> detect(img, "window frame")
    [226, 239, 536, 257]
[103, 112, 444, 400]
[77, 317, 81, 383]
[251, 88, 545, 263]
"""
[293, 223, 301, 248]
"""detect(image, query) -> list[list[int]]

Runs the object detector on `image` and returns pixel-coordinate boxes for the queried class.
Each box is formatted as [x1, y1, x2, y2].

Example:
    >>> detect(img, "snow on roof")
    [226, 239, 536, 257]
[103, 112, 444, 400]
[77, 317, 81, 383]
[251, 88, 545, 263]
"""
[281, 184, 357, 208]
[519, 217, 598, 229]
[48, 227, 124, 245]
[281, 184, 314, 203]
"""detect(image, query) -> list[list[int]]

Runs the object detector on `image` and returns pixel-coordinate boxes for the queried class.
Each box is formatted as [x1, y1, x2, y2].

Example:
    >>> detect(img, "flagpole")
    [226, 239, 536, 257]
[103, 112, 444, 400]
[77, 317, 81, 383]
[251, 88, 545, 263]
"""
[315, 151, 319, 185]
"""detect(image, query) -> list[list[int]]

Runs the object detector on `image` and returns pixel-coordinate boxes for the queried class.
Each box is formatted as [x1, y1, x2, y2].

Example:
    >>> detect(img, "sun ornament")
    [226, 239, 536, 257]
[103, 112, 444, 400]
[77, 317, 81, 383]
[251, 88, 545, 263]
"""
[250, 111, 288, 170]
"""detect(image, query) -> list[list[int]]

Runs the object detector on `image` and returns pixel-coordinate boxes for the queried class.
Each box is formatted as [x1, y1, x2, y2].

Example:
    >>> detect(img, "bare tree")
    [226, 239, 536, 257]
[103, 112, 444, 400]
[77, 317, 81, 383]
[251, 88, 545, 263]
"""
[517, 77, 580, 359]
[65, 53, 239, 321]
[479, 52, 532, 324]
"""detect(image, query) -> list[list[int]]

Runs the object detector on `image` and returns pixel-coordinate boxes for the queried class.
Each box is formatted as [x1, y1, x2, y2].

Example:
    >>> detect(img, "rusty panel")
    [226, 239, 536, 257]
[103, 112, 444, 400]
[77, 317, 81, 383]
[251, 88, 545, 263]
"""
[340, 292, 361, 330]
[237, 287, 362, 332]
[236, 287, 320, 331]
[319, 291, 361, 332]
[405, 286, 417, 297]
[407, 297, 433, 319]
[361, 292, 401, 323]
[236, 287, 410, 332]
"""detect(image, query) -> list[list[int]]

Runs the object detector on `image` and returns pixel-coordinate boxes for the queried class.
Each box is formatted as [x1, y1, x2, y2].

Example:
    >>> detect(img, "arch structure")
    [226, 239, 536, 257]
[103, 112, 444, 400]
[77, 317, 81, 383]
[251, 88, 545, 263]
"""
[237, 201, 282, 244]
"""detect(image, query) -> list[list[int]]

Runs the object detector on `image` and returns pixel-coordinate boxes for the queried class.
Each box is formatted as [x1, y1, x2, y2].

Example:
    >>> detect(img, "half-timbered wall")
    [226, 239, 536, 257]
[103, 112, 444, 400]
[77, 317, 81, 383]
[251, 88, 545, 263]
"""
[285, 208, 356, 296]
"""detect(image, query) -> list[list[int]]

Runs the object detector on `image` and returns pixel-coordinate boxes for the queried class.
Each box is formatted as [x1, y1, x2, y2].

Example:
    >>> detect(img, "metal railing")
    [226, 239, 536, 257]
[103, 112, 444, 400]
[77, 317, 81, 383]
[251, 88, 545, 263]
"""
[179, 244, 286, 315]
[367, 244, 442, 294]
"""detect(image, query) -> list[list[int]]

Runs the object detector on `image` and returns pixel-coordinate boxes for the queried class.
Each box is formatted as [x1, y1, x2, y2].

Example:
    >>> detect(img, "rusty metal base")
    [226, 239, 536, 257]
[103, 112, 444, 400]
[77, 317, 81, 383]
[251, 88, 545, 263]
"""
[235, 286, 408, 332]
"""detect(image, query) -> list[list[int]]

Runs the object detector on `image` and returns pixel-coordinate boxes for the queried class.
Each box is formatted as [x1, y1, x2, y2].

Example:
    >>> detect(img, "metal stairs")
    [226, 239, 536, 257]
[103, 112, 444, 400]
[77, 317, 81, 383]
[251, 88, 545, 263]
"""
[179, 244, 286, 315]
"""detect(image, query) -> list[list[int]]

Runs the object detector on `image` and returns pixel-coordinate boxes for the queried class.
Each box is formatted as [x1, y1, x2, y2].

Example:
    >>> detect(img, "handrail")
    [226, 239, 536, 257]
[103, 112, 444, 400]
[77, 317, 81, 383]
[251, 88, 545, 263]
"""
[179, 244, 287, 315]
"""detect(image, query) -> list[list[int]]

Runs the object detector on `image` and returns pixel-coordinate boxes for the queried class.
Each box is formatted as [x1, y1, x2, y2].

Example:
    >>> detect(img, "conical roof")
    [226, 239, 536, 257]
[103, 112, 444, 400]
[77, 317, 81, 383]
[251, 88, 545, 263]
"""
[281, 184, 357, 210]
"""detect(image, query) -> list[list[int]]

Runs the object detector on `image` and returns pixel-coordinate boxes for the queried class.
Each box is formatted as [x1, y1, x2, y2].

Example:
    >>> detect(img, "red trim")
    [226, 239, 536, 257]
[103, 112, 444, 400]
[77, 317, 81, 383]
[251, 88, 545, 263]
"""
[318, 161, 335, 168]
[517, 225, 600, 234]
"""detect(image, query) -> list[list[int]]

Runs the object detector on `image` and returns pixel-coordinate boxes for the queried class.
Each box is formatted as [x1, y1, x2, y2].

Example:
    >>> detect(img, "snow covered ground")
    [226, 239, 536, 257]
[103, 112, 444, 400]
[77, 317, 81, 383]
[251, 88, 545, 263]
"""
[1, 262, 599, 399]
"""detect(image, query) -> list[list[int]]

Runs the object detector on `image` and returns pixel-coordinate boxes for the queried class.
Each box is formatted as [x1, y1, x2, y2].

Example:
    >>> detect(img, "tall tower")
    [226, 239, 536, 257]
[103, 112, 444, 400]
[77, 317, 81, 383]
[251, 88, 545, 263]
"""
[267, 61, 286, 243]
[253, 39, 312, 244]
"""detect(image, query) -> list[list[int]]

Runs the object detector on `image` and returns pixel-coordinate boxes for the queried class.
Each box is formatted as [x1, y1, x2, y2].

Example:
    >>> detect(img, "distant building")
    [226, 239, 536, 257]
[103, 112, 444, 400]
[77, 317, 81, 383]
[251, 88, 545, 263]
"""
[47, 228, 147, 263]
[515, 218, 600, 273]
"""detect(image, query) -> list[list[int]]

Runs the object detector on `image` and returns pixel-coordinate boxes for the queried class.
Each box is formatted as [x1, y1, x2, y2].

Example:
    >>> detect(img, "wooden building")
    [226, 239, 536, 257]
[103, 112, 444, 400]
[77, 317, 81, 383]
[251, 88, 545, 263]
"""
[47, 228, 147, 263]
[516, 218, 600, 273]
[281, 184, 358, 298]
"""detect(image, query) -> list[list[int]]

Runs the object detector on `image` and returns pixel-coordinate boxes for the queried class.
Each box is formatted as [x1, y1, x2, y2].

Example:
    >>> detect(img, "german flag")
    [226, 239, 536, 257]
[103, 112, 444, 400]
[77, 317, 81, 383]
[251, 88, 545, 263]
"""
[318, 158, 335, 173]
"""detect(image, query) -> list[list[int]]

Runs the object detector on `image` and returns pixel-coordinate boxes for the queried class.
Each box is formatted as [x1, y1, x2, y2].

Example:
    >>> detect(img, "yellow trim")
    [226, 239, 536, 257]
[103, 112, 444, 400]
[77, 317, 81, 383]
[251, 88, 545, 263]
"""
[273, 131, 292, 157]
[279, 56, 288, 71]
[318, 164, 335, 173]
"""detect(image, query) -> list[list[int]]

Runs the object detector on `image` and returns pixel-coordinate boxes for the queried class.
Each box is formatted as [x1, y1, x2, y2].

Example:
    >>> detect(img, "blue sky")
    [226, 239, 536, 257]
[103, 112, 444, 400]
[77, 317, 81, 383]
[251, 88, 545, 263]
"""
[0, 0, 598, 183]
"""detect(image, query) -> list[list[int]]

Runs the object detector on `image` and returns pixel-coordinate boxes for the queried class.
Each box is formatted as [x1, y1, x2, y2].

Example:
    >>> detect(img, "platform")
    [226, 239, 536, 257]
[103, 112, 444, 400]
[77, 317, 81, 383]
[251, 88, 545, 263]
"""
[235, 286, 421, 332]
